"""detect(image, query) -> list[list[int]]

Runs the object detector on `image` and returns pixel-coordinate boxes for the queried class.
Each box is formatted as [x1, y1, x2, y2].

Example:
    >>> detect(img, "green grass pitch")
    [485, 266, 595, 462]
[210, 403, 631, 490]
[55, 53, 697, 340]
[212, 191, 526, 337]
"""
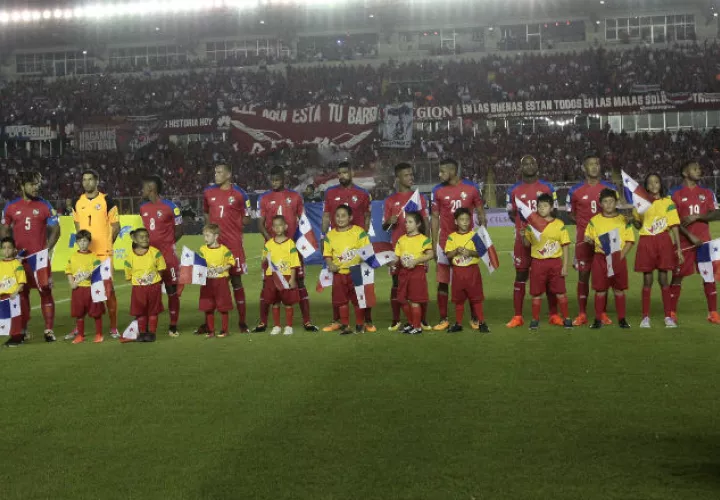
[3, 226, 720, 500]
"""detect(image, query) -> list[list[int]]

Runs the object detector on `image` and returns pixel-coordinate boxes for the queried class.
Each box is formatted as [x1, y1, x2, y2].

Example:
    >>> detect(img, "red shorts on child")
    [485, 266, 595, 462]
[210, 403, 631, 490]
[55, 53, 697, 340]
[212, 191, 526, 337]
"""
[130, 282, 165, 317]
[591, 253, 629, 291]
[634, 233, 677, 272]
[529, 258, 567, 296]
[451, 266, 484, 304]
[396, 266, 429, 304]
[199, 277, 233, 312]
[261, 277, 300, 306]
[71, 287, 106, 318]
[332, 273, 358, 306]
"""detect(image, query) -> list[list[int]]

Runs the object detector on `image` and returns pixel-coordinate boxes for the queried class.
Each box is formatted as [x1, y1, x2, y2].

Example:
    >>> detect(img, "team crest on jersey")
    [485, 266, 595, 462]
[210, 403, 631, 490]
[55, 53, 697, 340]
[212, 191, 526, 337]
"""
[32, 209, 39, 215]
[351, 196, 358, 203]
[156, 211, 163, 218]
[700, 195, 706, 202]
[228, 196, 235, 204]
[95, 204, 101, 210]
[286, 197, 292, 205]
[460, 191, 467, 200]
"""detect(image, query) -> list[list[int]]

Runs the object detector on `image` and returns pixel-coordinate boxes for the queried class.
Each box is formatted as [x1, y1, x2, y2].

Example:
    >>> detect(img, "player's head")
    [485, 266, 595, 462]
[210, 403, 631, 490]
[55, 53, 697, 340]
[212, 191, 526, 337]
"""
[214, 163, 232, 186]
[131, 228, 150, 249]
[337, 161, 352, 187]
[404, 211, 424, 235]
[0, 237, 16, 259]
[76, 230, 92, 252]
[269, 166, 285, 191]
[537, 193, 554, 217]
[203, 223, 221, 246]
[438, 158, 458, 184]
[599, 188, 618, 215]
[453, 207, 472, 232]
[394, 162, 414, 190]
[81, 169, 100, 194]
[334, 204, 352, 228]
[520, 155, 539, 178]
[17, 171, 41, 199]
[680, 159, 702, 182]
[643, 173, 665, 197]
[142, 175, 163, 199]
[582, 152, 601, 180]
[272, 215, 288, 237]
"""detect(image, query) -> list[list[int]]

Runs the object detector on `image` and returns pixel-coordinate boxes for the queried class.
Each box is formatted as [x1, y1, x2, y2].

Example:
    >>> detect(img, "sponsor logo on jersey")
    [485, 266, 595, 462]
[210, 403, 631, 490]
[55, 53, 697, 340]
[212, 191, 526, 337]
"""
[15, 211, 21, 215]
[582, 195, 589, 200]
[270, 200, 276, 205]
[681, 198, 688, 202]
[538, 241, 559, 257]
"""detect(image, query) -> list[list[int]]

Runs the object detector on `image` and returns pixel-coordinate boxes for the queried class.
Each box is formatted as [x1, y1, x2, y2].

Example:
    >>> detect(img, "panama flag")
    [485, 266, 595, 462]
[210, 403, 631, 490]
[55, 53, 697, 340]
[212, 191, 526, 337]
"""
[295, 212, 318, 258]
[179, 246, 208, 285]
[621, 170, 653, 214]
[26, 248, 50, 289]
[316, 266, 334, 292]
[472, 226, 500, 273]
[515, 197, 549, 240]
[267, 254, 290, 290]
[402, 189, 422, 214]
[350, 263, 376, 309]
[598, 228, 623, 277]
[0, 295, 22, 336]
[122, 320, 139, 341]
[90, 266, 108, 303]
[696, 238, 720, 283]
[358, 241, 396, 268]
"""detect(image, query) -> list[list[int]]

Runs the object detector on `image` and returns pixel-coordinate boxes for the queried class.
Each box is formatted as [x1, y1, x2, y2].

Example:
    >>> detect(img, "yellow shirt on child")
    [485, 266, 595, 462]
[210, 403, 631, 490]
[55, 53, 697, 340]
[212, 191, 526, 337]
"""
[199, 244, 234, 279]
[0, 259, 26, 296]
[445, 231, 480, 267]
[65, 251, 101, 287]
[322, 225, 370, 274]
[263, 238, 301, 276]
[124, 246, 166, 285]
[524, 219, 570, 259]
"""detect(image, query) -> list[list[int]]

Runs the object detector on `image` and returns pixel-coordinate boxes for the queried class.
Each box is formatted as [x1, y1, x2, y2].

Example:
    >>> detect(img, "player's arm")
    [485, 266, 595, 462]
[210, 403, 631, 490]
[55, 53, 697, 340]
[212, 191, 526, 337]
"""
[671, 225, 684, 264]
[364, 210, 371, 232]
[381, 200, 397, 232]
[474, 188, 487, 227]
[506, 191, 516, 223]
[522, 228, 533, 248]
[47, 224, 61, 251]
[174, 224, 184, 243]
[321, 212, 331, 235]
[258, 216, 270, 241]
[417, 248, 435, 264]
[685, 209, 720, 225]
[678, 224, 703, 247]
[444, 237, 458, 260]
[620, 241, 634, 260]
[566, 192, 576, 222]
[561, 243, 569, 277]
[431, 212, 439, 253]
[106, 196, 121, 243]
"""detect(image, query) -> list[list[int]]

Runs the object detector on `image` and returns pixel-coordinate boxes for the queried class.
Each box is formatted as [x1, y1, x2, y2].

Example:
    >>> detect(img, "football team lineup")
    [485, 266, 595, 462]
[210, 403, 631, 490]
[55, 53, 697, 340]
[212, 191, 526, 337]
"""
[1, 154, 719, 346]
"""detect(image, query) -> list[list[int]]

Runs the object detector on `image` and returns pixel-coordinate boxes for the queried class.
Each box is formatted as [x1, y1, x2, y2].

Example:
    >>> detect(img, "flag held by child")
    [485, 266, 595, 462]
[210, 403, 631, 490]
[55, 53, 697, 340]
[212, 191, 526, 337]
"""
[350, 263, 376, 309]
[472, 226, 500, 273]
[90, 265, 108, 303]
[0, 295, 22, 336]
[122, 320, 139, 341]
[267, 254, 290, 290]
[599, 228, 622, 277]
[696, 238, 720, 283]
[295, 212, 318, 258]
[316, 267, 333, 292]
[621, 170, 653, 214]
[179, 246, 208, 285]
[26, 248, 50, 289]
[358, 241, 396, 268]
[515, 197, 548, 240]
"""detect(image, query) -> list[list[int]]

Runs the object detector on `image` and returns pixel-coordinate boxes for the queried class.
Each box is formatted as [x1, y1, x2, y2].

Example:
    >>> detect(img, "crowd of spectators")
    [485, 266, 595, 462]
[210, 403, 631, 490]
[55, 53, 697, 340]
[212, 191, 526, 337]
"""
[2, 41, 720, 126]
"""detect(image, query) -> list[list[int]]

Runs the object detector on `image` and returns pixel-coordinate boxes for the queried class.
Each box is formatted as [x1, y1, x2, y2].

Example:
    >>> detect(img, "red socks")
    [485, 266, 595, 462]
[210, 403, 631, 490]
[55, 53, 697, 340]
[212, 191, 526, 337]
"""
[148, 315, 158, 334]
[471, 302, 484, 323]
[455, 303, 464, 324]
[259, 296, 269, 325]
[76, 317, 85, 337]
[298, 287, 311, 324]
[39, 290, 54, 330]
[616, 293, 626, 319]
[438, 291, 449, 319]
[272, 306, 281, 327]
[531, 297, 542, 320]
[390, 287, 400, 323]
[547, 293, 558, 316]
[233, 288, 246, 326]
[577, 282, 589, 315]
[558, 296, 569, 319]
[94, 317, 103, 335]
[514, 282, 526, 316]
[339, 304, 349, 326]
[285, 306, 294, 327]
[205, 312, 215, 333]
[168, 292, 180, 328]
[594, 294, 605, 319]
[221, 312, 229, 332]
[411, 304, 422, 328]
[107, 289, 118, 330]
[138, 316, 148, 333]
[705, 282, 717, 312]
[641, 287, 651, 318]
[354, 306, 365, 326]
[333, 305, 340, 322]
[669, 283, 682, 312]
[402, 303, 412, 324]
[661, 286, 672, 317]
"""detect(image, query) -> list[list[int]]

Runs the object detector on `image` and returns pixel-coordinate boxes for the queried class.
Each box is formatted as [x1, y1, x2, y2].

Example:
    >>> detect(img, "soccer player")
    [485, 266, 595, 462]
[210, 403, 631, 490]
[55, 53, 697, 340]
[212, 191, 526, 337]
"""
[0, 171, 60, 342]
[444, 209, 490, 333]
[140, 175, 184, 337]
[584, 189, 634, 329]
[0, 237, 27, 347]
[321, 162, 373, 332]
[198, 224, 234, 338]
[566, 153, 618, 326]
[431, 158, 486, 331]
[69, 169, 120, 339]
[65, 230, 106, 344]
[124, 228, 166, 342]
[669, 160, 720, 323]
[382, 163, 430, 331]
[203, 163, 252, 333]
[522, 194, 572, 331]
[505, 155, 559, 328]
[255, 166, 318, 332]
[261, 215, 301, 336]
[631, 173, 683, 328]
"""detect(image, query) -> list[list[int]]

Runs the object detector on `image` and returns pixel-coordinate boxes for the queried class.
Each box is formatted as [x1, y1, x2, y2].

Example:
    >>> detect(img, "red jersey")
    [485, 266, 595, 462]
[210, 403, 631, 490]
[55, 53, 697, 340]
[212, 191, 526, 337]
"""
[670, 184, 718, 245]
[323, 184, 371, 229]
[1, 197, 58, 254]
[383, 191, 430, 245]
[431, 180, 483, 242]
[203, 184, 250, 250]
[258, 189, 304, 240]
[566, 180, 617, 240]
[140, 199, 182, 255]
[506, 180, 556, 236]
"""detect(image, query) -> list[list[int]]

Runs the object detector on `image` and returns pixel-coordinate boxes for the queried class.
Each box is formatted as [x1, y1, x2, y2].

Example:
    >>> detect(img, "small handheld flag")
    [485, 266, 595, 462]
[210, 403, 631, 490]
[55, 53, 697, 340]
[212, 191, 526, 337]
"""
[122, 320, 139, 341]
[179, 246, 208, 285]
[25, 249, 50, 289]
[266, 254, 290, 290]
[515, 197, 548, 240]
[316, 267, 333, 292]
[295, 212, 319, 258]
[90, 266, 108, 303]
[621, 170, 653, 214]
[598, 228, 622, 277]
[0, 295, 22, 336]
[697, 238, 720, 283]
[350, 263, 376, 309]
[472, 226, 500, 273]
[358, 241, 397, 268]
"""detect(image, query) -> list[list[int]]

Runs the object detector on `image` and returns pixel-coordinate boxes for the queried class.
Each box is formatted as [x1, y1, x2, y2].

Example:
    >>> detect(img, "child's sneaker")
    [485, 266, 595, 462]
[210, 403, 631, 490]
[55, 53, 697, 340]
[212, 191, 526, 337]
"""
[109, 328, 120, 339]
[355, 324, 365, 334]
[72, 334, 85, 344]
[4, 337, 22, 347]
[590, 319, 603, 329]
[664, 317, 678, 328]
[168, 326, 180, 338]
[409, 327, 423, 335]
[639, 317, 651, 328]
[401, 323, 413, 334]
[447, 323, 463, 333]
[283, 327, 294, 336]
[303, 323, 319, 332]
[205, 331, 216, 339]
[339, 325, 353, 335]
[422, 322, 432, 331]
[44, 330, 56, 342]
[194, 324, 208, 335]
[563, 318, 573, 329]
[506, 316, 524, 328]
[252, 323, 267, 333]
[548, 314, 564, 326]
[388, 321, 401, 332]
[619, 318, 631, 329]
[270, 326, 282, 336]
[529, 320, 540, 332]
[93, 334, 104, 343]
[600, 314, 613, 326]
[217, 331, 229, 338]
[64, 328, 78, 341]
[146, 333, 156, 342]
[478, 322, 491, 334]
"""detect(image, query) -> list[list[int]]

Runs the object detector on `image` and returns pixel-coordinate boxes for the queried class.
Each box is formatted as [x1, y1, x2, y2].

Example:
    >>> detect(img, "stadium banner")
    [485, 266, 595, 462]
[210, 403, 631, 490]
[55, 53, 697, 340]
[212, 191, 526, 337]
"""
[163, 116, 222, 134]
[413, 92, 720, 120]
[77, 127, 118, 151]
[51, 215, 144, 272]
[381, 102, 413, 148]
[229, 104, 378, 153]
[2, 125, 57, 141]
